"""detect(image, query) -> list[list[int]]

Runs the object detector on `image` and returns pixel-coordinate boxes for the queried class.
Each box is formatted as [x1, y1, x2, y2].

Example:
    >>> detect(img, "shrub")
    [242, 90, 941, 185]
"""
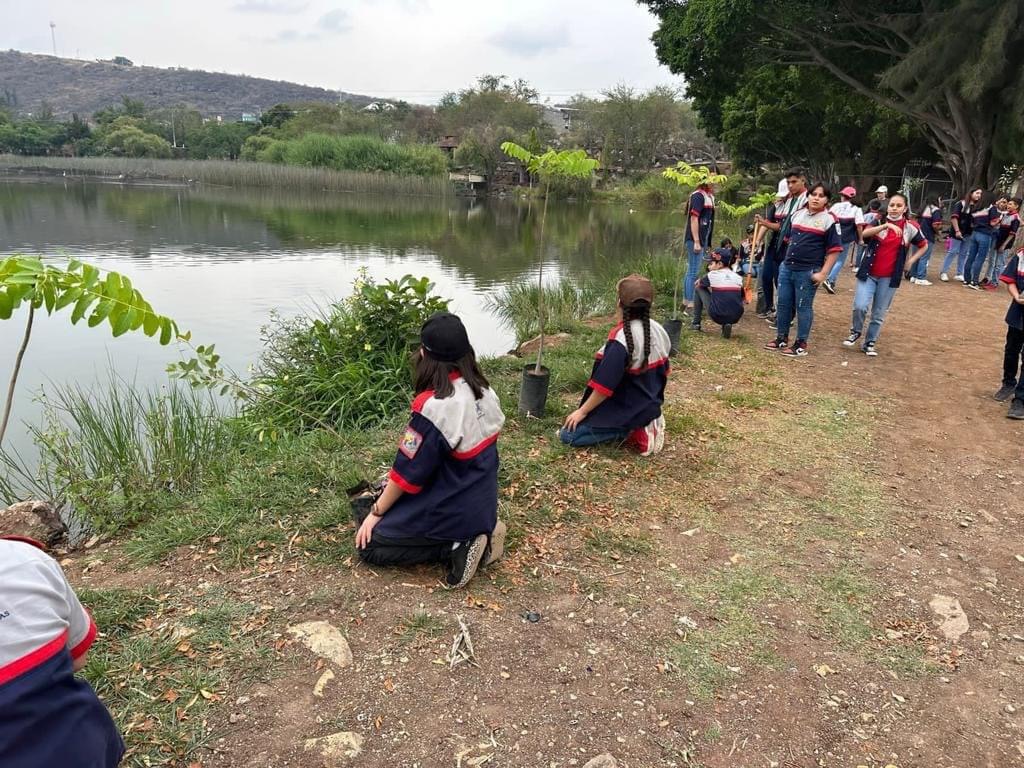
[245, 273, 450, 433]
[485, 279, 609, 343]
[277, 133, 448, 177]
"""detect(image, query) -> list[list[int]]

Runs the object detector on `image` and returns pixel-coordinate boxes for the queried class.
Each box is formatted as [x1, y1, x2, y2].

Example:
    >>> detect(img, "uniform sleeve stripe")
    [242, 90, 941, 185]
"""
[0, 630, 69, 686]
[827, 246, 843, 254]
[588, 379, 614, 397]
[388, 468, 423, 494]
[452, 432, 500, 460]
[999, 275, 1015, 284]
[70, 615, 98, 660]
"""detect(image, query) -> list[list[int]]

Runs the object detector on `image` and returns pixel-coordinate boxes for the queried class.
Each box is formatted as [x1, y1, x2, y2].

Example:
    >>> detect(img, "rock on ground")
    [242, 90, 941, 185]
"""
[287, 621, 353, 668]
[0, 500, 66, 547]
[582, 754, 618, 768]
[929, 594, 969, 642]
[303, 731, 363, 766]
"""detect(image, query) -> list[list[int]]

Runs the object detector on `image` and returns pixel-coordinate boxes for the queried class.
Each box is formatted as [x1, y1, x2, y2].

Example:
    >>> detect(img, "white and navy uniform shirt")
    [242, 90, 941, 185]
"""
[698, 268, 745, 325]
[380, 375, 505, 542]
[768, 191, 808, 257]
[686, 188, 716, 247]
[950, 200, 972, 238]
[0, 538, 124, 768]
[997, 211, 1020, 248]
[828, 200, 865, 244]
[584, 319, 671, 431]
[784, 208, 843, 270]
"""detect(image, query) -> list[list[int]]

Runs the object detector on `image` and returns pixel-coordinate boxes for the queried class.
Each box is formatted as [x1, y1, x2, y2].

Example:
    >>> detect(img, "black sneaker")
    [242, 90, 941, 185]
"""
[822, 279, 836, 295]
[864, 341, 878, 357]
[446, 534, 488, 588]
[1009, 399, 1024, 420]
[781, 340, 808, 357]
[690, 324, 702, 333]
[994, 384, 1016, 402]
[764, 338, 789, 351]
[721, 323, 732, 339]
[842, 331, 861, 347]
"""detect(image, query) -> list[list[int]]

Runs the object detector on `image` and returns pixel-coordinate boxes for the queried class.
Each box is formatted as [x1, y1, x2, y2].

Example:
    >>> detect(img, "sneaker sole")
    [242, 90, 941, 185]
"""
[449, 534, 488, 589]
[484, 521, 506, 567]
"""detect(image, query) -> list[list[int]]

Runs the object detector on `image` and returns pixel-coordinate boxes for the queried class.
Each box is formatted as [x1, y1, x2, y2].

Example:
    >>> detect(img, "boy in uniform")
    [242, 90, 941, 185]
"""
[994, 247, 1024, 419]
[691, 248, 745, 338]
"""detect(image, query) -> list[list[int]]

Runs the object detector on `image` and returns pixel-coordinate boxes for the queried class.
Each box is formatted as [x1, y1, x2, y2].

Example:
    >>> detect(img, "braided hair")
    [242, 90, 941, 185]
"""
[621, 301, 652, 371]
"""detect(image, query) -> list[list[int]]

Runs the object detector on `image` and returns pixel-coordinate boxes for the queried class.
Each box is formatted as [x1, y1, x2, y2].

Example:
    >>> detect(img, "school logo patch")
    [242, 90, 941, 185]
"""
[399, 427, 423, 459]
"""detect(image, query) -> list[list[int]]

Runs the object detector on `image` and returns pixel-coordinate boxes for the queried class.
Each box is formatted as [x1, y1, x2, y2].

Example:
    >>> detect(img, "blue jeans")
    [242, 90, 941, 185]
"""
[775, 264, 819, 342]
[963, 232, 992, 284]
[559, 423, 630, 447]
[683, 240, 704, 303]
[941, 235, 971, 276]
[913, 240, 934, 279]
[851, 276, 899, 345]
[827, 241, 858, 285]
[988, 247, 1011, 283]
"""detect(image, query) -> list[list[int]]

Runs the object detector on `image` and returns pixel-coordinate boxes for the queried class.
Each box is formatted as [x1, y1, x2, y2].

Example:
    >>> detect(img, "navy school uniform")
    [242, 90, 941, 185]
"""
[698, 268, 745, 325]
[998, 212, 1020, 249]
[378, 374, 505, 543]
[971, 205, 1000, 237]
[685, 189, 716, 247]
[0, 538, 125, 768]
[583, 320, 671, 430]
[783, 209, 844, 270]
[828, 200, 864, 245]
[998, 252, 1024, 400]
[950, 200, 973, 237]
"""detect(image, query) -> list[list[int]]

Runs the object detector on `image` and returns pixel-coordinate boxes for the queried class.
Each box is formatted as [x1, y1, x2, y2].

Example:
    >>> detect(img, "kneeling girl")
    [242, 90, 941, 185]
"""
[355, 312, 505, 588]
[560, 274, 670, 455]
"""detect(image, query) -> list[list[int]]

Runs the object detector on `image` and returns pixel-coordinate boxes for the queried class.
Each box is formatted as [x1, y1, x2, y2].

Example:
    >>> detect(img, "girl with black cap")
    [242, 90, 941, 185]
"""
[354, 312, 506, 588]
[560, 274, 671, 455]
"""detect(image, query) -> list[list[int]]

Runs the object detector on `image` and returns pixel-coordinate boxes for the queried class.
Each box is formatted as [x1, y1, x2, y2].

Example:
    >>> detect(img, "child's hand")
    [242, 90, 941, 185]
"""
[563, 408, 587, 431]
[886, 222, 902, 234]
[355, 513, 381, 549]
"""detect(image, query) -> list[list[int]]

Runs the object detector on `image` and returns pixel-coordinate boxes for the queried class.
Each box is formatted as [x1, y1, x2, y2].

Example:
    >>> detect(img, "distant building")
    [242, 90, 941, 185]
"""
[362, 102, 396, 112]
[240, 112, 259, 124]
[535, 104, 577, 136]
[437, 135, 460, 158]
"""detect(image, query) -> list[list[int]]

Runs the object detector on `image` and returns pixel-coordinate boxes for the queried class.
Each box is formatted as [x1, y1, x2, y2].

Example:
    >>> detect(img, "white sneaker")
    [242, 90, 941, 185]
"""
[628, 415, 666, 456]
[909, 277, 919, 284]
[916, 278, 932, 286]
[940, 272, 949, 282]
[955, 274, 966, 282]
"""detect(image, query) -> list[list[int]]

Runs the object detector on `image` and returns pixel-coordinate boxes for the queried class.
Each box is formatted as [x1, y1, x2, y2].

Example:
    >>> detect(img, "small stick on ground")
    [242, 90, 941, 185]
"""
[449, 614, 478, 669]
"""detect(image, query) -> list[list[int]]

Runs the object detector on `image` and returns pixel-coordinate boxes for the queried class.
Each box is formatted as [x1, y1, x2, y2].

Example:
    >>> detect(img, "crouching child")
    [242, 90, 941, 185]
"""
[691, 248, 744, 338]
[560, 274, 670, 456]
[354, 312, 506, 589]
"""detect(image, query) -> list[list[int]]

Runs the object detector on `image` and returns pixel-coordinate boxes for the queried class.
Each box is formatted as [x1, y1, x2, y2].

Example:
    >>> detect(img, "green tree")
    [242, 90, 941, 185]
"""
[101, 122, 173, 158]
[640, 0, 1024, 190]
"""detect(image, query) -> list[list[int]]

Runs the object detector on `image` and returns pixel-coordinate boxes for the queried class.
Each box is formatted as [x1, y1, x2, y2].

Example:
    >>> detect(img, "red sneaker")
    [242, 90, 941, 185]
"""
[763, 338, 789, 352]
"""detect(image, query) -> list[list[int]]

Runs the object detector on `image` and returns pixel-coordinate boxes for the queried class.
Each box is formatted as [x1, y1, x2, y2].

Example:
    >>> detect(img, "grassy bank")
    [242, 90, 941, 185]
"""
[0, 154, 454, 197]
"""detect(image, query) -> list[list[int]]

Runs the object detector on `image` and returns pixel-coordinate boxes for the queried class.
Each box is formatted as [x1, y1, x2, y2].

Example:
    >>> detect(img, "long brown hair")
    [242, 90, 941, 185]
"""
[413, 349, 490, 399]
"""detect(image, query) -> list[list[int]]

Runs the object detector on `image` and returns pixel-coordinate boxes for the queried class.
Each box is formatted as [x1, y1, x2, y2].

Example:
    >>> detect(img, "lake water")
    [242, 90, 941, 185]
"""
[0, 177, 690, 463]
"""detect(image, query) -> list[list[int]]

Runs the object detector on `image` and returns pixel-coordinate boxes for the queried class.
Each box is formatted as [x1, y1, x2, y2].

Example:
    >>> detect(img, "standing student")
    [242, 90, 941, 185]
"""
[854, 199, 884, 270]
[823, 185, 864, 293]
[994, 245, 1024, 419]
[561, 274, 670, 456]
[683, 181, 716, 307]
[754, 170, 809, 321]
[354, 312, 506, 589]
[0, 536, 125, 768]
[843, 192, 928, 356]
[874, 185, 889, 210]
[962, 191, 1001, 289]
[763, 182, 842, 358]
[691, 248, 744, 337]
[911, 196, 943, 285]
[755, 182, 786, 318]
[940, 188, 982, 282]
[986, 198, 1020, 290]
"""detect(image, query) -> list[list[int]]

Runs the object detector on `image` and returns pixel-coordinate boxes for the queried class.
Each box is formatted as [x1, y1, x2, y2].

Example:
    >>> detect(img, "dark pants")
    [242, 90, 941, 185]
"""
[359, 533, 457, 567]
[692, 286, 742, 328]
[1002, 325, 1024, 401]
[759, 254, 778, 313]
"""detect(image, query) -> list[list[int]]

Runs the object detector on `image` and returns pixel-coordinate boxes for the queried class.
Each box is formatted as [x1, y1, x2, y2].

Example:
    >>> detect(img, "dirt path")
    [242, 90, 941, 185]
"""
[67, 268, 1023, 768]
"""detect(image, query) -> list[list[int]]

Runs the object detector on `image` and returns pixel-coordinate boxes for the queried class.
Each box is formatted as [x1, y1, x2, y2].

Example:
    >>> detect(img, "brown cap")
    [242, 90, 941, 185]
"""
[616, 274, 654, 307]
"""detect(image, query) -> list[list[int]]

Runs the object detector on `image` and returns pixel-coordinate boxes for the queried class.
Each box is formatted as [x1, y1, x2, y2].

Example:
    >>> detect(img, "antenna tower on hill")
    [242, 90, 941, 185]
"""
[49, 22, 57, 56]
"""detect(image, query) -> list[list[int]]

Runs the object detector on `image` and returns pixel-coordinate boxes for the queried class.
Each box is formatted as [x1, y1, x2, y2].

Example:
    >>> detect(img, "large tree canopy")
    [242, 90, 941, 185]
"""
[640, 0, 1024, 190]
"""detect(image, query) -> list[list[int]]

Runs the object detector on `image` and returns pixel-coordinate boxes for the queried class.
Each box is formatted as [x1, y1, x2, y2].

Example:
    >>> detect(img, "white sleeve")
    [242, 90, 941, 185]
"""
[854, 207, 865, 225]
[44, 558, 96, 659]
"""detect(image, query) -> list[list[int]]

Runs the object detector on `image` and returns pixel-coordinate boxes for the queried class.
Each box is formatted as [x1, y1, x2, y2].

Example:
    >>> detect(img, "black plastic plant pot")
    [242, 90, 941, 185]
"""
[518, 364, 550, 418]
[664, 318, 683, 356]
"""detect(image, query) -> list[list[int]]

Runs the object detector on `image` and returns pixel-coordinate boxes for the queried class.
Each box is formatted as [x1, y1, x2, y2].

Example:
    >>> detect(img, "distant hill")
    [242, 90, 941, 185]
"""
[0, 50, 377, 120]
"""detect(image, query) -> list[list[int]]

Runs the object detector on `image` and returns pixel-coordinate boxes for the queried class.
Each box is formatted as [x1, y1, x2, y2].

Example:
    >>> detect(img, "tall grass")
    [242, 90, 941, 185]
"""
[487, 251, 683, 344]
[250, 133, 449, 178]
[15, 380, 235, 533]
[0, 154, 454, 197]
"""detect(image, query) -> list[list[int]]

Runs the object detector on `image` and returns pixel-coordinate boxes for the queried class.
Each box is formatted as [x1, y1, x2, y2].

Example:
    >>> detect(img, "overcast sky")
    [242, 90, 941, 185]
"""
[0, 0, 681, 103]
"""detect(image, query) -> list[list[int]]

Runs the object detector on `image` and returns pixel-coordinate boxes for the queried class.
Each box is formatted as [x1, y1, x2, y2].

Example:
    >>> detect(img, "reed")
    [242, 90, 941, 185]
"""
[0, 154, 454, 197]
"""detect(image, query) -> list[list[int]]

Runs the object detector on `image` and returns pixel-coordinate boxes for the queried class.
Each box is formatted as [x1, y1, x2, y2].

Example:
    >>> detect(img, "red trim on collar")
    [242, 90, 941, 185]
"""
[607, 322, 624, 341]
[0, 535, 47, 550]
[411, 390, 434, 413]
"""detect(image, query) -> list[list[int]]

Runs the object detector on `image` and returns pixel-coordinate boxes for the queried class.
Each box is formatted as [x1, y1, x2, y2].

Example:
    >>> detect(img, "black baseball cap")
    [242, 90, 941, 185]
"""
[420, 312, 472, 362]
